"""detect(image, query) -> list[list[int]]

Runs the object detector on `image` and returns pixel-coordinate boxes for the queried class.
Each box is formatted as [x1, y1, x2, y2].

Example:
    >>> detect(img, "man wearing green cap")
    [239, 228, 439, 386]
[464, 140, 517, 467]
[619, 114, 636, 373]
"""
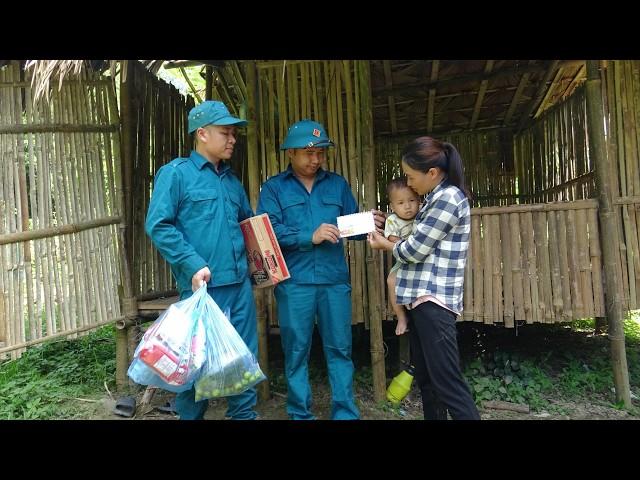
[257, 119, 386, 420]
[145, 100, 259, 420]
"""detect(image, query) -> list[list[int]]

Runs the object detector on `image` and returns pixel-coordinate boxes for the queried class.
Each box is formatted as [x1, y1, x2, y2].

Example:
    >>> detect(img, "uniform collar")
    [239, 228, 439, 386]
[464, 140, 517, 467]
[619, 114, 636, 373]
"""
[189, 150, 230, 174]
[284, 164, 328, 181]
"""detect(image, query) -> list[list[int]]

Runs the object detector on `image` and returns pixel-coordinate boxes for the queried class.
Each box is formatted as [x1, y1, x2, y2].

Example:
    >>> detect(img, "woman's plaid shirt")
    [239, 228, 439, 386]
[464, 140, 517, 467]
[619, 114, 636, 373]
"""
[393, 180, 470, 314]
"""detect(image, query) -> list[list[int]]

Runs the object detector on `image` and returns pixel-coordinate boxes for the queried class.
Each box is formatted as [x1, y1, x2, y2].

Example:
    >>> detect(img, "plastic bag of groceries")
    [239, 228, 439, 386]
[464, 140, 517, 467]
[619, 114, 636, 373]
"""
[194, 291, 266, 401]
[127, 285, 208, 393]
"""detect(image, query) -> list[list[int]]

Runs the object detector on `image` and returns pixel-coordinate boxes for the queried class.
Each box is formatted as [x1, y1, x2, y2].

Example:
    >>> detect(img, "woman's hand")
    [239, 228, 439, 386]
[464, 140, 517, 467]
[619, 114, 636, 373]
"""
[367, 230, 395, 251]
[371, 209, 387, 235]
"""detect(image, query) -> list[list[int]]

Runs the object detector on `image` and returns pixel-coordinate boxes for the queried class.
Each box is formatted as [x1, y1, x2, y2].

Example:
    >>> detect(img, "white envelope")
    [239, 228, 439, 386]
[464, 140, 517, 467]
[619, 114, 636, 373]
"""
[336, 211, 376, 237]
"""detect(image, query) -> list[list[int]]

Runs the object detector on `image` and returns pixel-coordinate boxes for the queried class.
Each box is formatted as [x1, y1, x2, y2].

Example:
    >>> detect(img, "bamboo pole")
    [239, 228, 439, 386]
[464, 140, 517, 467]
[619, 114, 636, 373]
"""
[245, 61, 270, 402]
[471, 215, 483, 322]
[17, 108, 36, 341]
[491, 215, 503, 323]
[276, 66, 288, 171]
[566, 209, 584, 318]
[22, 87, 45, 342]
[49, 88, 72, 333]
[576, 208, 595, 318]
[521, 212, 537, 323]
[463, 225, 474, 321]
[63, 75, 92, 332]
[78, 76, 109, 328]
[116, 60, 139, 390]
[0, 216, 122, 246]
[360, 60, 386, 402]
[471, 199, 598, 215]
[482, 215, 494, 324]
[546, 209, 564, 319]
[0, 72, 6, 349]
[555, 211, 573, 320]
[500, 214, 514, 327]
[0, 316, 125, 355]
[534, 212, 552, 321]
[7, 69, 25, 355]
[588, 208, 605, 317]
[586, 60, 631, 407]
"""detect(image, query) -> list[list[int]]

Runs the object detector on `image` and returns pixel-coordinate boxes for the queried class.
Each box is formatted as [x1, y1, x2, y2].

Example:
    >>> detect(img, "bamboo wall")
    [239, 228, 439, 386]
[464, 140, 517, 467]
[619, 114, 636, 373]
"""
[464, 200, 604, 325]
[126, 62, 195, 296]
[375, 130, 518, 209]
[514, 86, 595, 203]
[252, 60, 380, 328]
[603, 60, 640, 311]
[0, 62, 123, 358]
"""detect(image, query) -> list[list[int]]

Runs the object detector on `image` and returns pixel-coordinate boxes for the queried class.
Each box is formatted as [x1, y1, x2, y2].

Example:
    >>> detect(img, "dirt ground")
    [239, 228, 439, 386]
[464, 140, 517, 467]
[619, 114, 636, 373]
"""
[84, 323, 639, 421]
[87, 381, 636, 421]
[85, 337, 640, 420]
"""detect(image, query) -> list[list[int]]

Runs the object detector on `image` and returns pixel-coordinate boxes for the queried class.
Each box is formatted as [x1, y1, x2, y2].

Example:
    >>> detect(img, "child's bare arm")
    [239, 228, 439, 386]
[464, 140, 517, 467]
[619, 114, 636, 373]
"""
[387, 235, 402, 243]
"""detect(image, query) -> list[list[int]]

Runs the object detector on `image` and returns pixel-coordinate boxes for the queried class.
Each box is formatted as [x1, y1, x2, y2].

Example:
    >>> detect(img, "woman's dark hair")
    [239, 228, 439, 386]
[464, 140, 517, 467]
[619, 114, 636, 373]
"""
[401, 136, 470, 198]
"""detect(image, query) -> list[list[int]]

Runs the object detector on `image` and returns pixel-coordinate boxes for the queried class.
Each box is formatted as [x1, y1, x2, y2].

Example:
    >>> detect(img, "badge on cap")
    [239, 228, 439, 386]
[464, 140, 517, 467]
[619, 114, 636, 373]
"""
[312, 128, 321, 137]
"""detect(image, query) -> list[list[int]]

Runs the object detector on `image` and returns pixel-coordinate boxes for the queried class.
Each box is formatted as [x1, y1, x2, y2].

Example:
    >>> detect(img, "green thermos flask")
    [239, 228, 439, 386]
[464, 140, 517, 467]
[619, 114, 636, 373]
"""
[386, 362, 415, 406]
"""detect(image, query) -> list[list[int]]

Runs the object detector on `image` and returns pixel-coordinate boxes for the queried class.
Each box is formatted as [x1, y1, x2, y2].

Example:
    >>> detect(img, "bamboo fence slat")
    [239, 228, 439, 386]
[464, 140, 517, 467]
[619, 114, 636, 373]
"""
[500, 213, 514, 327]
[471, 215, 483, 322]
[566, 209, 584, 318]
[546, 209, 564, 318]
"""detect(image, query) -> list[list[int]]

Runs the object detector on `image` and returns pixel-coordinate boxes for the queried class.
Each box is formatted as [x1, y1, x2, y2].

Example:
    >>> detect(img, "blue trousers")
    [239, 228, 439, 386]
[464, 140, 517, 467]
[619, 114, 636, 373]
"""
[175, 277, 259, 420]
[274, 282, 359, 420]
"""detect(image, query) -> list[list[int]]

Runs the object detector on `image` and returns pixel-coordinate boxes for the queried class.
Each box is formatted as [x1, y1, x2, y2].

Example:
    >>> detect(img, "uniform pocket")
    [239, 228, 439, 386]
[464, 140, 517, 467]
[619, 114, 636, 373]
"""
[321, 195, 343, 223]
[280, 194, 307, 223]
[187, 188, 218, 219]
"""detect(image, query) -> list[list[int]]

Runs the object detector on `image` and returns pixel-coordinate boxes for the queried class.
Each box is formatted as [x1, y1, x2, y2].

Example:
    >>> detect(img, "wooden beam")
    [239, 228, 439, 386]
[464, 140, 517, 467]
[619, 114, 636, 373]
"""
[205, 65, 213, 100]
[164, 60, 225, 69]
[585, 60, 632, 408]
[561, 64, 586, 100]
[517, 60, 560, 132]
[503, 64, 533, 126]
[373, 61, 581, 97]
[469, 60, 495, 129]
[255, 60, 316, 69]
[179, 67, 202, 103]
[427, 60, 439, 133]
[383, 60, 398, 134]
[534, 66, 566, 118]
[229, 61, 248, 103]
[213, 71, 238, 115]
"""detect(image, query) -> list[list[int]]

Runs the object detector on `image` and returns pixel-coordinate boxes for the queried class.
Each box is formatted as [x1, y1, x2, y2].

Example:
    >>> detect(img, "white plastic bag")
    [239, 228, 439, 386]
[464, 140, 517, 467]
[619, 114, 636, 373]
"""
[127, 286, 207, 393]
[194, 290, 266, 401]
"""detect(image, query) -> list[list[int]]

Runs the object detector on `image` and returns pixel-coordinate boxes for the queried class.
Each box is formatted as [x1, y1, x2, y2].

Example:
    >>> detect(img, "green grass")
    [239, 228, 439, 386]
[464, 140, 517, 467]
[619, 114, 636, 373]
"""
[460, 310, 640, 414]
[0, 325, 116, 419]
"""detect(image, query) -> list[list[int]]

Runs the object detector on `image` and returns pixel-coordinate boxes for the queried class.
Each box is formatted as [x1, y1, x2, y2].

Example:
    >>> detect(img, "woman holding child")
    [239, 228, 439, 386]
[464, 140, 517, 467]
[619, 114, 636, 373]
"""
[369, 136, 480, 421]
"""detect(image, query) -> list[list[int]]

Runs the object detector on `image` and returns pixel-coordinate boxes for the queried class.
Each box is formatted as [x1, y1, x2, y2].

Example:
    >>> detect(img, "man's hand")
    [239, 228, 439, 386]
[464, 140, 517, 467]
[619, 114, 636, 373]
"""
[192, 266, 211, 292]
[371, 209, 387, 235]
[312, 223, 340, 244]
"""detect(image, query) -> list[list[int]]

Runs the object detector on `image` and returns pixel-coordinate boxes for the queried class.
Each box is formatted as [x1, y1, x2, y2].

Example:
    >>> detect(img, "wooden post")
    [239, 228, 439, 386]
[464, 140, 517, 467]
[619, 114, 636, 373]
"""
[586, 60, 632, 407]
[205, 66, 213, 101]
[116, 60, 139, 391]
[244, 60, 270, 402]
[360, 60, 386, 402]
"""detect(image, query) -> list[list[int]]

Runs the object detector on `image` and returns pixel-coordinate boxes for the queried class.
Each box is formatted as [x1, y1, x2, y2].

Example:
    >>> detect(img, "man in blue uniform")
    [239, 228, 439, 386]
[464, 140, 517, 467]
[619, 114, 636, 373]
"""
[257, 120, 385, 420]
[145, 100, 259, 420]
